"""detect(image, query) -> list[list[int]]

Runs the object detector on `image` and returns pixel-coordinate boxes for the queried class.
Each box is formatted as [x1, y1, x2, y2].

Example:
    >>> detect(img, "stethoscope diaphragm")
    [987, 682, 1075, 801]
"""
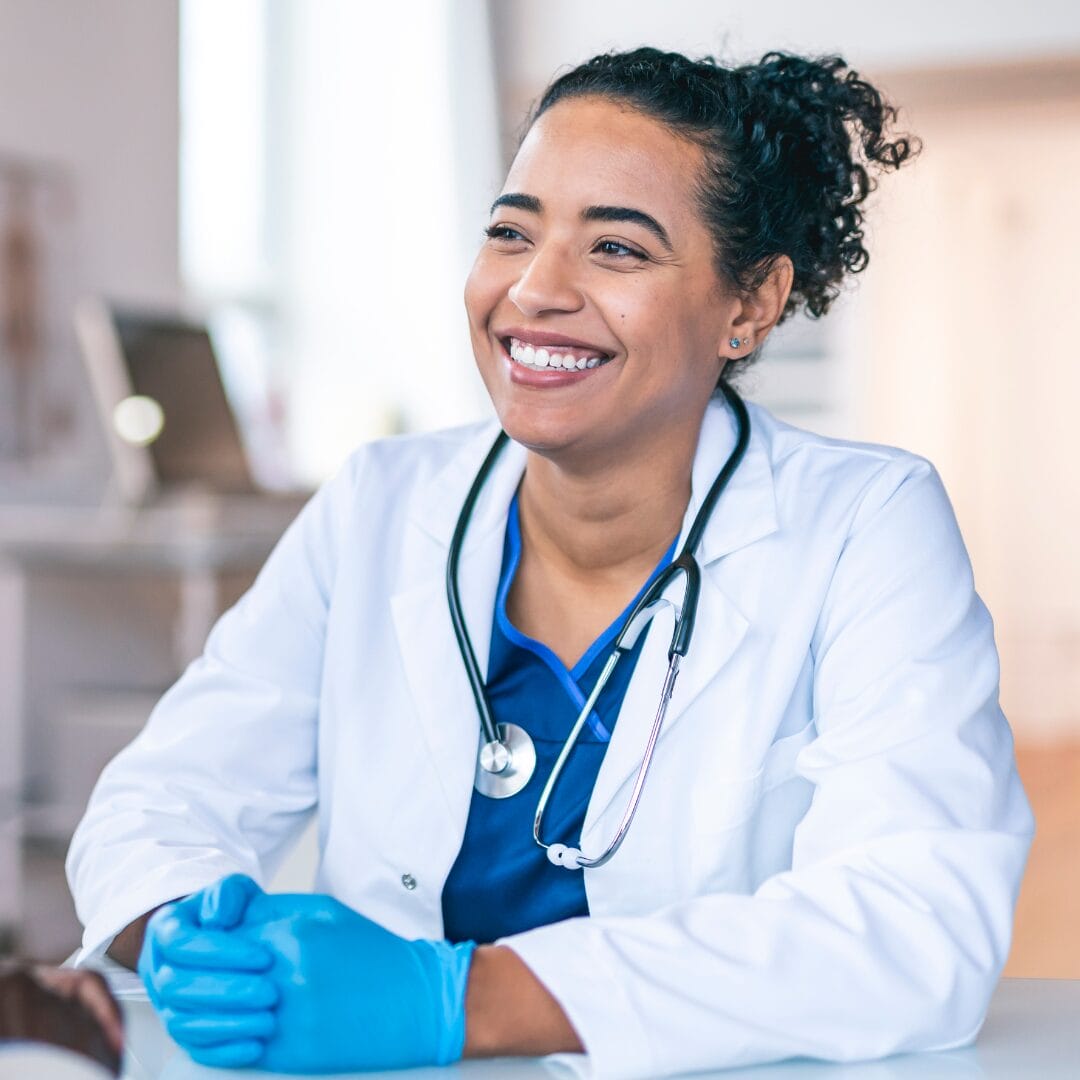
[473, 722, 536, 798]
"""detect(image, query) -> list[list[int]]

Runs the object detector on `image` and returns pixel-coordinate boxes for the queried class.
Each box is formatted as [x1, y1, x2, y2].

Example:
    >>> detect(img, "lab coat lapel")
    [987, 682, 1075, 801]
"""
[583, 398, 778, 839]
[389, 425, 526, 817]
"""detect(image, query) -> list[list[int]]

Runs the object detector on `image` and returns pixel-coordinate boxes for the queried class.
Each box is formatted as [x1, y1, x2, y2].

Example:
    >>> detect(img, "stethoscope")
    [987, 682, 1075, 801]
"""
[446, 383, 750, 870]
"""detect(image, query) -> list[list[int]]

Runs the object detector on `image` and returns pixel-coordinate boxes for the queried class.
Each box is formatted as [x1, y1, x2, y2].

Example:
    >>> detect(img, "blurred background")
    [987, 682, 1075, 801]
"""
[0, 0, 1077, 975]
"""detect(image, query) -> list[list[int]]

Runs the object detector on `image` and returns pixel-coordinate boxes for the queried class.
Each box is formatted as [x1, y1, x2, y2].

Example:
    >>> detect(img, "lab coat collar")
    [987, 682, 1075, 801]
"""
[408, 394, 778, 567]
[689, 394, 778, 567]
[410, 419, 524, 554]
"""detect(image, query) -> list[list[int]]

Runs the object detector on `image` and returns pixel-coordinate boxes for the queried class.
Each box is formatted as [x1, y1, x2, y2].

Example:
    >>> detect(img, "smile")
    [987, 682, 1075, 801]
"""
[506, 336, 612, 371]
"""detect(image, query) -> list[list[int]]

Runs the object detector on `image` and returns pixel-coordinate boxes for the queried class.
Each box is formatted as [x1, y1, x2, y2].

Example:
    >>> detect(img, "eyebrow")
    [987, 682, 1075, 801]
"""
[490, 193, 674, 253]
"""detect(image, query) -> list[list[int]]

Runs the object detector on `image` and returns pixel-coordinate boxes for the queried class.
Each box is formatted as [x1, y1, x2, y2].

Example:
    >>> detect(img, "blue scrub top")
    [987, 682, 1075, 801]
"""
[441, 493, 676, 944]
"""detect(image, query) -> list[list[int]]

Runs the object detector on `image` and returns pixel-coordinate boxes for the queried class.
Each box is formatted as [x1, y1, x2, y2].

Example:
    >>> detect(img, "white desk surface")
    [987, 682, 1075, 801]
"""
[92, 977, 1076, 1080]
[2, 976, 1071, 1075]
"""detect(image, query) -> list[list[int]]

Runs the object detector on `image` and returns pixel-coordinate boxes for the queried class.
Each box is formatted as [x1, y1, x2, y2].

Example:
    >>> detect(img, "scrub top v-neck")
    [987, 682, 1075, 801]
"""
[441, 492, 677, 944]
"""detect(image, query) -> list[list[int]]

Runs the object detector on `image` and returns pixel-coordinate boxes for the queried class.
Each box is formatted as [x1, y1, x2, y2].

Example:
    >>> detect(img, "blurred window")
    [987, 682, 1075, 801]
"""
[180, 1, 499, 484]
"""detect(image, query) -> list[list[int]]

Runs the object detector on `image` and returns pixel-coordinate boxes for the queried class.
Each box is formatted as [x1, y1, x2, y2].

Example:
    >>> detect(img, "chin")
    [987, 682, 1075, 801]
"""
[494, 402, 596, 458]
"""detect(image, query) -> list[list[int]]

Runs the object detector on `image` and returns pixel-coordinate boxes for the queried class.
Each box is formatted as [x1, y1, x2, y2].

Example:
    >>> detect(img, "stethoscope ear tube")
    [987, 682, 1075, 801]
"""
[446, 430, 510, 750]
[669, 555, 700, 658]
[683, 382, 750, 554]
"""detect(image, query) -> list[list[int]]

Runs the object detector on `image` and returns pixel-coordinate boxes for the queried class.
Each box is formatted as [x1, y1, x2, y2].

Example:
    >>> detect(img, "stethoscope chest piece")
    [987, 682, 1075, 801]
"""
[474, 722, 536, 798]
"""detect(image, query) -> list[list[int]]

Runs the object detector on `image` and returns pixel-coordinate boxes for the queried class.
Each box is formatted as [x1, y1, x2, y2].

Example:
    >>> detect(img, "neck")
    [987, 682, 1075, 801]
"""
[517, 417, 704, 578]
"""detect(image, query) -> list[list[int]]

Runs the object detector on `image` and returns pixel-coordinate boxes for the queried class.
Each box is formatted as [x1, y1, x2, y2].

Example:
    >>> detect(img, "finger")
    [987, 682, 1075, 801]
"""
[33, 969, 125, 1056]
[153, 966, 278, 1012]
[73, 972, 125, 1055]
[187, 1038, 266, 1069]
[165, 1008, 276, 1048]
[31, 966, 79, 996]
[199, 874, 264, 929]
[140, 902, 188, 998]
[152, 916, 272, 971]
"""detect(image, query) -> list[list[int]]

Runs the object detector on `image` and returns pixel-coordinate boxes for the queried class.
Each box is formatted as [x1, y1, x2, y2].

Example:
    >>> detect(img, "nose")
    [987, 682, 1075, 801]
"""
[507, 243, 584, 318]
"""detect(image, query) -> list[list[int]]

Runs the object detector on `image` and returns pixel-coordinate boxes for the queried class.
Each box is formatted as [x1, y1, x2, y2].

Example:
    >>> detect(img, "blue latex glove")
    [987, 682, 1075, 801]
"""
[142, 875, 477, 1073]
[234, 891, 476, 1073]
[139, 874, 279, 1069]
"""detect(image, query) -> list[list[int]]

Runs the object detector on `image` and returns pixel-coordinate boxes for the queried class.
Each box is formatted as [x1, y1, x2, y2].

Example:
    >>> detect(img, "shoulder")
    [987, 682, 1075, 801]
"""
[742, 399, 944, 530]
[255, 420, 501, 602]
[322, 418, 499, 504]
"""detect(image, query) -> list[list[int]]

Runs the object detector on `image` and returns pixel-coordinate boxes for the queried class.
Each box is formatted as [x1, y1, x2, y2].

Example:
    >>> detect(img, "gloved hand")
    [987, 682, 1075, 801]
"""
[138, 874, 279, 1069]
[141, 874, 477, 1073]
[237, 890, 476, 1073]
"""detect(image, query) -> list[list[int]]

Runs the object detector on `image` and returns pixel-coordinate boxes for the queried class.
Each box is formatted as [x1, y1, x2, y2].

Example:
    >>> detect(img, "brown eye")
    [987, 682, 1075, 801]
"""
[484, 225, 526, 243]
[595, 239, 647, 259]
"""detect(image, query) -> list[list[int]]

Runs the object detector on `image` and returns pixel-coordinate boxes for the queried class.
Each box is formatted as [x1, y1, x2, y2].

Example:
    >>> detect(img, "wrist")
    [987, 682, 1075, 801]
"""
[463, 944, 584, 1058]
[419, 937, 476, 1065]
[108, 906, 167, 971]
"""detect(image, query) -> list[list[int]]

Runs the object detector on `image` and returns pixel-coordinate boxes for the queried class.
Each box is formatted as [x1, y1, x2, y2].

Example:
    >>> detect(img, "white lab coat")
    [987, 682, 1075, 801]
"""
[67, 398, 1033, 1079]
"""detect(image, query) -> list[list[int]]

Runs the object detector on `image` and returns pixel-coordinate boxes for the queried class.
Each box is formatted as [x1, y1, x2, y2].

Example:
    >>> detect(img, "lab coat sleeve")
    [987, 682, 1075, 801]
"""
[501, 459, 1035, 1079]
[66, 458, 357, 962]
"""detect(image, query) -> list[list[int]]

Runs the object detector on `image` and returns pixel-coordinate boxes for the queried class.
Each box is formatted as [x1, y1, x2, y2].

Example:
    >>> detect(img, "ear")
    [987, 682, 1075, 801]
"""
[717, 255, 795, 359]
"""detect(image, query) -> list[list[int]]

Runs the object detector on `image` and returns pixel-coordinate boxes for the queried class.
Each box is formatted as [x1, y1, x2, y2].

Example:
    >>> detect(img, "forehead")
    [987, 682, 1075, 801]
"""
[504, 97, 707, 232]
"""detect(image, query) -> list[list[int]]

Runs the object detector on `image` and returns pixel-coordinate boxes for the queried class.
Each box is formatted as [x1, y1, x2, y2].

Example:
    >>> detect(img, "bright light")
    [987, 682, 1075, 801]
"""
[112, 395, 165, 446]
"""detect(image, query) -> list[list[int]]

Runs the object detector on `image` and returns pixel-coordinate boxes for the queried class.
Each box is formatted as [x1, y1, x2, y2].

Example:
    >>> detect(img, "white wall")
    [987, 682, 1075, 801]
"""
[853, 85, 1080, 739]
[492, 0, 1080, 110]
[0, 0, 182, 502]
[0, 0, 181, 303]
[278, 0, 500, 482]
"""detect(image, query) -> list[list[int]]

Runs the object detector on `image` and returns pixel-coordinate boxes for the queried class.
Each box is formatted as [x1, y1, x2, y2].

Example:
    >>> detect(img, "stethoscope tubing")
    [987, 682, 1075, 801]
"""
[446, 429, 511, 749]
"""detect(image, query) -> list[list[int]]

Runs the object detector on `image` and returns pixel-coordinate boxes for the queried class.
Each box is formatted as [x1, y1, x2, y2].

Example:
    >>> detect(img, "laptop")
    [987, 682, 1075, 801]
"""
[74, 299, 271, 506]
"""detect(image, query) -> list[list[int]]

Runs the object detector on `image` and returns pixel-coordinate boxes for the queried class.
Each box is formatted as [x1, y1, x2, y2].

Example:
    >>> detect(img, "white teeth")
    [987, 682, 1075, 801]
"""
[508, 337, 607, 371]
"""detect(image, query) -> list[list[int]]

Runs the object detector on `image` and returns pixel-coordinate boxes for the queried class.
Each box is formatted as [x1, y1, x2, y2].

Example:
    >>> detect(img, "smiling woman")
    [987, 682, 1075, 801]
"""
[67, 47, 1032, 1080]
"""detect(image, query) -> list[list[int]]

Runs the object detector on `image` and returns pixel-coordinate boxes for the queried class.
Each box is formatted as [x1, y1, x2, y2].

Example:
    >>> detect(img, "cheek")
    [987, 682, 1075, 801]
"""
[613, 286, 686, 356]
[464, 252, 507, 332]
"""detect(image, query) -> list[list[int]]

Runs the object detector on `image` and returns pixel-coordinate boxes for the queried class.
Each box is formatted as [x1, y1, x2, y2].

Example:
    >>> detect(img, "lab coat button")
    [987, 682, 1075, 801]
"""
[401, 873, 417, 891]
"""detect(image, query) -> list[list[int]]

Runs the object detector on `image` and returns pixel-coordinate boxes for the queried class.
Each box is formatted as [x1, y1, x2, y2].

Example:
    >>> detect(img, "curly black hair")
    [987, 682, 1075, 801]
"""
[530, 48, 919, 339]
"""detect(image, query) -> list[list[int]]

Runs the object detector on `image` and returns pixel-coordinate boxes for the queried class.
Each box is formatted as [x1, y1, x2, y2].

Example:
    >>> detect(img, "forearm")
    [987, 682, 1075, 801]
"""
[463, 944, 584, 1057]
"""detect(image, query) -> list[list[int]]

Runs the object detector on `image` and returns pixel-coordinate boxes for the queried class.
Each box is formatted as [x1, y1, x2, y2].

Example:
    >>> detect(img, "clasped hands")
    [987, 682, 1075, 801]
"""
[138, 874, 475, 1072]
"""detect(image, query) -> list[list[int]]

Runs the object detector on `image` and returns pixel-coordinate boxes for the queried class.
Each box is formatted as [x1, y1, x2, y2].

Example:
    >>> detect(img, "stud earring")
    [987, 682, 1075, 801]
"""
[729, 336, 751, 350]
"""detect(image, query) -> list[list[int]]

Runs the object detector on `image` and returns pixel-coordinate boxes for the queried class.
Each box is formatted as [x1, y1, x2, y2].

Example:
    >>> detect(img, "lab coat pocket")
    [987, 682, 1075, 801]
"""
[688, 769, 764, 834]
[689, 720, 816, 894]
[760, 718, 816, 793]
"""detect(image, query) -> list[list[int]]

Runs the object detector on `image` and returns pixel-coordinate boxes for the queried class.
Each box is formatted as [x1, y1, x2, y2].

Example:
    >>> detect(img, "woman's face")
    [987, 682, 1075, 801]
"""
[465, 95, 740, 463]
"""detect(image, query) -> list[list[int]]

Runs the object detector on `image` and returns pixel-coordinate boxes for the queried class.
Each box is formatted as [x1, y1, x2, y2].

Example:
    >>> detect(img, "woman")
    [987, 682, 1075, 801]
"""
[67, 48, 1033, 1077]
